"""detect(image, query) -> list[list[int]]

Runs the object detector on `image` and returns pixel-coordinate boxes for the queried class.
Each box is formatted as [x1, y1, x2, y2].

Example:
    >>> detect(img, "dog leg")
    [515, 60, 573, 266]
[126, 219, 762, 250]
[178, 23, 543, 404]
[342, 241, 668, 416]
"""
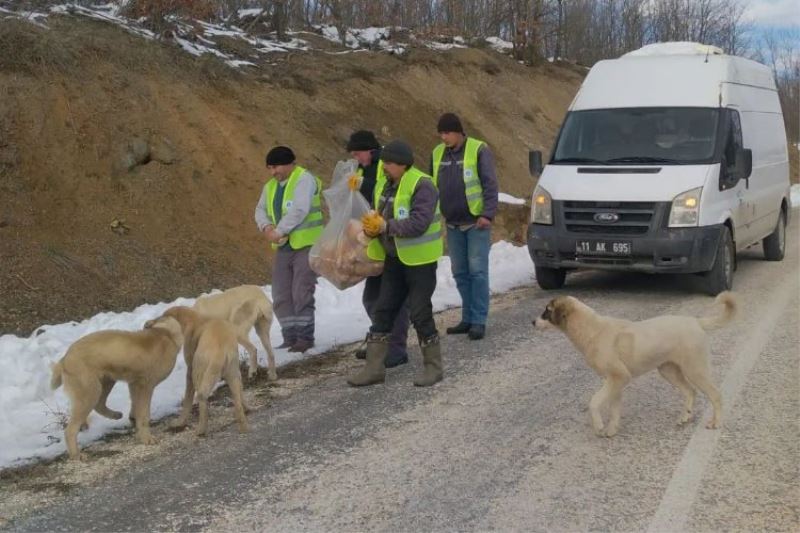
[602, 365, 631, 437]
[682, 364, 723, 429]
[255, 317, 278, 381]
[94, 378, 123, 420]
[130, 383, 157, 445]
[64, 378, 99, 461]
[604, 382, 626, 437]
[196, 397, 209, 437]
[658, 363, 696, 425]
[238, 335, 259, 380]
[171, 366, 195, 430]
[589, 381, 611, 436]
[225, 367, 249, 434]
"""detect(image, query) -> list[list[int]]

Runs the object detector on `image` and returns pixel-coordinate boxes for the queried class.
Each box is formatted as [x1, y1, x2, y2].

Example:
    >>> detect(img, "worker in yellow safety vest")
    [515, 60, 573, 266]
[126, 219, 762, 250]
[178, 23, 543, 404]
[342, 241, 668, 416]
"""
[346, 130, 410, 369]
[254, 146, 322, 354]
[347, 140, 444, 388]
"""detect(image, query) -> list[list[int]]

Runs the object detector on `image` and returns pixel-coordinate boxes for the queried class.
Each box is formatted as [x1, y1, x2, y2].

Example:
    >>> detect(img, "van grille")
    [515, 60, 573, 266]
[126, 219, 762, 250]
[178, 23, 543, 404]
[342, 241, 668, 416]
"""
[561, 201, 657, 235]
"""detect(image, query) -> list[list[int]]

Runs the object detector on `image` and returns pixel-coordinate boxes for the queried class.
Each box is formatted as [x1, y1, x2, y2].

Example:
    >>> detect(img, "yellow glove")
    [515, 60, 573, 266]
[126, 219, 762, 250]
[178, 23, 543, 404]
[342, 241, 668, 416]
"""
[361, 211, 386, 237]
[347, 174, 362, 191]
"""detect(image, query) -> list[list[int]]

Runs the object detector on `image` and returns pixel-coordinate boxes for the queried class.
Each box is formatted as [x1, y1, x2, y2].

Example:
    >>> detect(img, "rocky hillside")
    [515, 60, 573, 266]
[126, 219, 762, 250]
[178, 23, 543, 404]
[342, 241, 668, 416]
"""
[0, 10, 584, 336]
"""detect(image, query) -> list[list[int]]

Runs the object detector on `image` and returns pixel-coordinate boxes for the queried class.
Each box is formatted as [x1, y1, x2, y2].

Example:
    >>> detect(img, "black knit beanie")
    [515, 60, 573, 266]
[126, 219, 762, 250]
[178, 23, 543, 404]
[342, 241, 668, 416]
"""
[265, 146, 295, 166]
[346, 130, 380, 151]
[437, 112, 464, 134]
[380, 140, 414, 166]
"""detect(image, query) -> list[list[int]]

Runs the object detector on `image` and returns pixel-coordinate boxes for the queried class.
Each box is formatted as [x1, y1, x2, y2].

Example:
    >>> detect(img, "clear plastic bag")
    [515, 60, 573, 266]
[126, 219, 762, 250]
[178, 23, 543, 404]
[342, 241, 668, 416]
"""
[309, 160, 384, 290]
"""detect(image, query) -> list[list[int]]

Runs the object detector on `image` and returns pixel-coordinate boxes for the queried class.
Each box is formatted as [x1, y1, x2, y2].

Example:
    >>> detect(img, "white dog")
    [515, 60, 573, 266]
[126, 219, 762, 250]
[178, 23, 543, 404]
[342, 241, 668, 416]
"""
[534, 292, 738, 437]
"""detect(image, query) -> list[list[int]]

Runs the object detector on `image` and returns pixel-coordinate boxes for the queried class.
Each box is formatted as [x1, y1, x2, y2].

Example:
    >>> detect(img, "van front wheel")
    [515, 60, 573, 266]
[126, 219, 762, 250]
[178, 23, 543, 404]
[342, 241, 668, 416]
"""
[762, 210, 786, 261]
[535, 266, 566, 290]
[702, 226, 734, 296]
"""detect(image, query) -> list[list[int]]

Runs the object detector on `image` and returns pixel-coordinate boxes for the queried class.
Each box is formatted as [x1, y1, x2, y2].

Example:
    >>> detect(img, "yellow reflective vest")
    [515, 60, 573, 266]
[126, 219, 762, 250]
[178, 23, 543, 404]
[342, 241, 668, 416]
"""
[264, 166, 323, 250]
[366, 167, 443, 266]
[431, 137, 485, 217]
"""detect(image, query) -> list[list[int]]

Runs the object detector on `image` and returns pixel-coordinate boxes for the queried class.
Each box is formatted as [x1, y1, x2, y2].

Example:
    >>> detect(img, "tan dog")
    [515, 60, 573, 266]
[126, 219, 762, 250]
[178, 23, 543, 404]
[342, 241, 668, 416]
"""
[193, 285, 277, 380]
[534, 292, 738, 437]
[154, 306, 248, 436]
[50, 316, 184, 460]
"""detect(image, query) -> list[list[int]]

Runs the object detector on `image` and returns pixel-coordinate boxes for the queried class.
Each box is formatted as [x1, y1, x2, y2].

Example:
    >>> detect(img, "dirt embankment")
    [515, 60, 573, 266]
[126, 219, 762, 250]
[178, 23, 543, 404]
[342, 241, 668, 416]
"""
[0, 16, 584, 336]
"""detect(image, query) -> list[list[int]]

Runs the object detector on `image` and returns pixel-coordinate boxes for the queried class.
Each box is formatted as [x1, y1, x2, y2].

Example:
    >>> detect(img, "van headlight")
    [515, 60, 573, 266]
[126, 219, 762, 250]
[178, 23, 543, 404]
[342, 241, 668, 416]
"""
[531, 185, 553, 225]
[668, 187, 702, 227]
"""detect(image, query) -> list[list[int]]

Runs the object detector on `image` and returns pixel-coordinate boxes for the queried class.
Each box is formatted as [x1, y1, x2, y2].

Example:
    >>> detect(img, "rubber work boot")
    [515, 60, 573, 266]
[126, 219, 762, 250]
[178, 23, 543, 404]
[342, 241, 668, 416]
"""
[414, 335, 443, 387]
[347, 333, 389, 387]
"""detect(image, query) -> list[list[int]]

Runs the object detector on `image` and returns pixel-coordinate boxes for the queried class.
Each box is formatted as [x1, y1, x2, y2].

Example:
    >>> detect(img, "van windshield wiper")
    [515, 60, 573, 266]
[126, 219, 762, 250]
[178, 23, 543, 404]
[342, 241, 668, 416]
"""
[605, 156, 684, 164]
[551, 157, 608, 164]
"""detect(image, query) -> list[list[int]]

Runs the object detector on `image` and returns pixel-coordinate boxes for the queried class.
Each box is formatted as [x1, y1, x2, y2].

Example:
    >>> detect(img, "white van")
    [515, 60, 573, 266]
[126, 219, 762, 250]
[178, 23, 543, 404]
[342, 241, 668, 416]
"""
[527, 42, 791, 295]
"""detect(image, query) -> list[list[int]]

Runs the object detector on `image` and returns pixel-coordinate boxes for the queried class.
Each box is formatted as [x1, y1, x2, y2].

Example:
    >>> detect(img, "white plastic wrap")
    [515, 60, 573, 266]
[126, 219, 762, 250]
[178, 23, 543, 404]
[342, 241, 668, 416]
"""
[309, 160, 384, 290]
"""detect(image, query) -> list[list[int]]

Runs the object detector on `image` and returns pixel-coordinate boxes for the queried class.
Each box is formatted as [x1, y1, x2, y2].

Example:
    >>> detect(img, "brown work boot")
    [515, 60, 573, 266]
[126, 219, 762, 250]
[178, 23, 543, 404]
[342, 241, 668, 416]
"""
[347, 333, 389, 387]
[414, 334, 443, 387]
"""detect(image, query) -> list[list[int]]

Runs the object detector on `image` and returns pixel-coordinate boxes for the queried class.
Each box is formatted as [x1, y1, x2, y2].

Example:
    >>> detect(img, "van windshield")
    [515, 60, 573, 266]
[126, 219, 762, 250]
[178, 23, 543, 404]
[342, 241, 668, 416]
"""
[551, 107, 720, 165]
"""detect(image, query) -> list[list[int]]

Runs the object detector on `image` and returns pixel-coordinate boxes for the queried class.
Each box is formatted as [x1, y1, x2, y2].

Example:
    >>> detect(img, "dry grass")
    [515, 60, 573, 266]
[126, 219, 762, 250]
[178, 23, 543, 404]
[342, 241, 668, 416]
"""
[0, 20, 79, 73]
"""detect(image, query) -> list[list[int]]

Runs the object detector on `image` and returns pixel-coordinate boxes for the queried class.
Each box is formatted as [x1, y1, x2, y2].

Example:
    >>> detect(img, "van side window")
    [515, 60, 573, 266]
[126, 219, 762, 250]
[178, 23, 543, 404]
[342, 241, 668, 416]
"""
[723, 110, 743, 177]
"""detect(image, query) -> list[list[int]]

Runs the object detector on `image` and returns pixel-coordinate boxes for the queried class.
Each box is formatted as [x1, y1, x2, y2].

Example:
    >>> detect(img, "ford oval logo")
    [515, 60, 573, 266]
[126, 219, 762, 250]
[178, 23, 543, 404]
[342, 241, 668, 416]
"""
[594, 212, 619, 224]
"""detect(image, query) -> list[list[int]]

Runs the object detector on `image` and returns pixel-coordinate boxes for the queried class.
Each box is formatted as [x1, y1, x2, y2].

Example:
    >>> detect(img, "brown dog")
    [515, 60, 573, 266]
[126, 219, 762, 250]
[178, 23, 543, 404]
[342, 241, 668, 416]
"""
[154, 306, 248, 436]
[534, 292, 738, 437]
[50, 316, 184, 460]
[193, 285, 277, 380]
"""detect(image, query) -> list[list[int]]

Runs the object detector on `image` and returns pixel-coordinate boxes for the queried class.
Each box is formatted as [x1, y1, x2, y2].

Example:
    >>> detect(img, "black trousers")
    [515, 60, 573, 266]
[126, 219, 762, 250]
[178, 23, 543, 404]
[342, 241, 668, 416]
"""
[370, 255, 438, 342]
[363, 274, 410, 354]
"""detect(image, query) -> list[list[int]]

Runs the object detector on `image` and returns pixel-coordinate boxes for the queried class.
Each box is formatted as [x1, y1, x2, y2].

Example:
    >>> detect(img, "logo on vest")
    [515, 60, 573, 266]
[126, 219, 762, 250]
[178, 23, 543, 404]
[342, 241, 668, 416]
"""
[464, 168, 474, 178]
[397, 207, 409, 220]
[285, 200, 294, 208]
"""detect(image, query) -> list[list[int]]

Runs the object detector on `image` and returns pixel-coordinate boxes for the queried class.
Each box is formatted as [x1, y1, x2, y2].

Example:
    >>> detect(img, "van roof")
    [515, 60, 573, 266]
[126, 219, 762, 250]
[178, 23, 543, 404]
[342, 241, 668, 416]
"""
[571, 47, 776, 111]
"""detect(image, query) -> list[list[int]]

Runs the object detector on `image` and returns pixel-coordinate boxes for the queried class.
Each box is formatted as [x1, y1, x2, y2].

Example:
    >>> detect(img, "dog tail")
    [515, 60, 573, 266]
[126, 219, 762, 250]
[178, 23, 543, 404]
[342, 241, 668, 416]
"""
[196, 354, 226, 401]
[698, 291, 739, 331]
[50, 360, 64, 390]
[254, 291, 273, 323]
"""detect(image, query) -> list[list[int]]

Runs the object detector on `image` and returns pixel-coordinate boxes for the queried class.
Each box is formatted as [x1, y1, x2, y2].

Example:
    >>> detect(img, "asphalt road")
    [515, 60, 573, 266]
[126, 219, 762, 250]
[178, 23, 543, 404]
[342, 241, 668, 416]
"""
[6, 216, 799, 532]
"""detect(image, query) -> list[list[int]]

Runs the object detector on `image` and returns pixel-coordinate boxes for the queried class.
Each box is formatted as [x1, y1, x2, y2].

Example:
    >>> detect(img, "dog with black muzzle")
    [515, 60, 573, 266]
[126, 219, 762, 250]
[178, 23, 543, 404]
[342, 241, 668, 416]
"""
[534, 292, 738, 437]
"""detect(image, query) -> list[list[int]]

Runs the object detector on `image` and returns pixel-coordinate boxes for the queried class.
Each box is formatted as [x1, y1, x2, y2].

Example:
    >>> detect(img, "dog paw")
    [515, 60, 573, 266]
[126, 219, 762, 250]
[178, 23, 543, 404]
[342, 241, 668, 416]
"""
[705, 419, 720, 430]
[238, 424, 250, 434]
[268, 370, 278, 381]
[80, 422, 89, 431]
[602, 426, 618, 438]
[248, 369, 257, 380]
[678, 412, 693, 425]
[169, 420, 188, 431]
[138, 434, 158, 445]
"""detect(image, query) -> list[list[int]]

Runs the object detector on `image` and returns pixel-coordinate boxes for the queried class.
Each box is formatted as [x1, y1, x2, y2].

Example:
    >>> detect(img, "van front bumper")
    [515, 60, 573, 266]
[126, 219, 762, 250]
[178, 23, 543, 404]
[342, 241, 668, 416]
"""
[527, 222, 724, 274]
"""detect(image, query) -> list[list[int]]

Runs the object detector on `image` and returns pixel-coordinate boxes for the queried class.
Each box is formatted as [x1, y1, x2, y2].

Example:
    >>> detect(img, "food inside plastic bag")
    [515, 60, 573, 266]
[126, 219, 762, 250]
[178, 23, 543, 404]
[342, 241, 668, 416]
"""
[309, 160, 384, 290]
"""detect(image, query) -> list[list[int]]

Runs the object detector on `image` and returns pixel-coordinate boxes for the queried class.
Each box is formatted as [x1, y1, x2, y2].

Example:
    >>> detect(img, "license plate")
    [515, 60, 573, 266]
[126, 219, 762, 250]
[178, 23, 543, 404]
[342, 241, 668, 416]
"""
[575, 240, 632, 256]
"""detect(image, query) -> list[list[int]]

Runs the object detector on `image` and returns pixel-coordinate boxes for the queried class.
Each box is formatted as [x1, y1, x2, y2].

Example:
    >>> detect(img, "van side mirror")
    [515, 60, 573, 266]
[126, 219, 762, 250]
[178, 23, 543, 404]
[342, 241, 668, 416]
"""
[737, 148, 752, 181]
[529, 150, 544, 177]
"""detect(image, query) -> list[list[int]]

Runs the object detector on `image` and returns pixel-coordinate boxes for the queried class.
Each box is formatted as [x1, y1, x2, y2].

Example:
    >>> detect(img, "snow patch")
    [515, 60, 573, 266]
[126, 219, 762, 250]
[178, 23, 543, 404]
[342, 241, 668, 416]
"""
[499, 192, 526, 205]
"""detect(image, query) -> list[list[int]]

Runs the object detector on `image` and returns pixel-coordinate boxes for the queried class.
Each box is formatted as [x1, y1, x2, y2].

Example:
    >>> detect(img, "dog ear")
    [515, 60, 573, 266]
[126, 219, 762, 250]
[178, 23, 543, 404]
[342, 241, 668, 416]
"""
[551, 300, 569, 327]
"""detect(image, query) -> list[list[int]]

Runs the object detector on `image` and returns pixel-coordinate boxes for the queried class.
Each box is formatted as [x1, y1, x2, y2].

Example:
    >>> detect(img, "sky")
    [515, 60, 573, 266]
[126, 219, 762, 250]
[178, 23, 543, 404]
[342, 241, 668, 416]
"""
[744, 0, 800, 29]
